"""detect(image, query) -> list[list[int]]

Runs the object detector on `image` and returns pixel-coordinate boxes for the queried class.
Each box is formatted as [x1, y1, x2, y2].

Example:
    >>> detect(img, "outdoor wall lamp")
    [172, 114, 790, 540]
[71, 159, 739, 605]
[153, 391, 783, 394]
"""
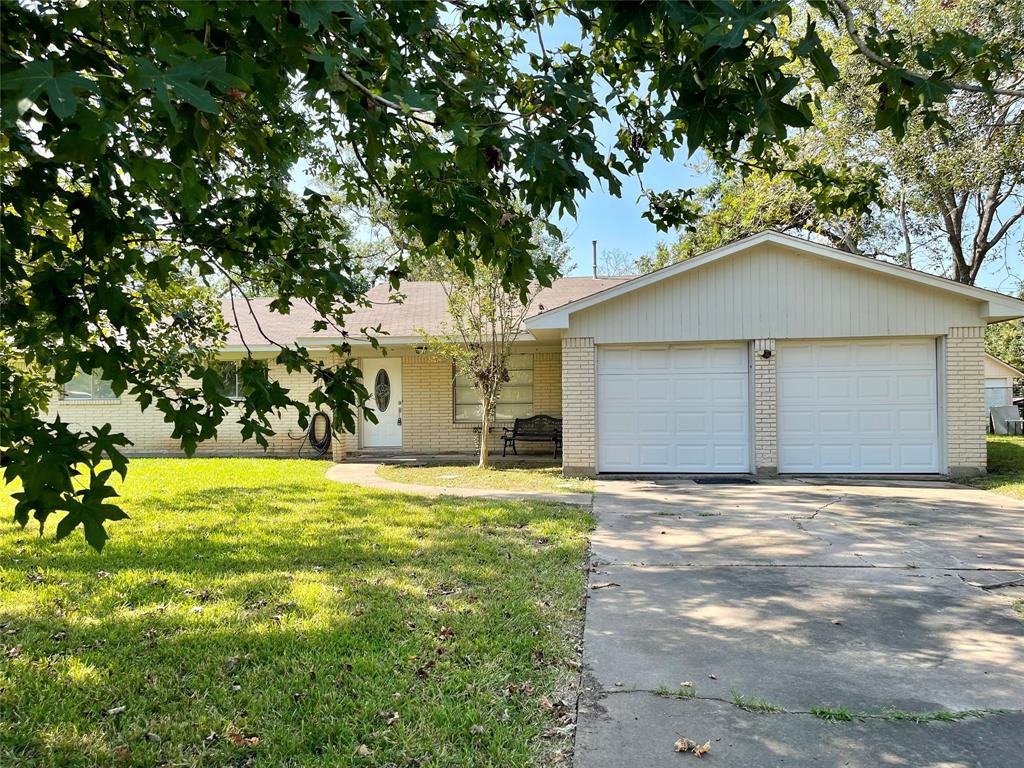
[761, 349, 772, 359]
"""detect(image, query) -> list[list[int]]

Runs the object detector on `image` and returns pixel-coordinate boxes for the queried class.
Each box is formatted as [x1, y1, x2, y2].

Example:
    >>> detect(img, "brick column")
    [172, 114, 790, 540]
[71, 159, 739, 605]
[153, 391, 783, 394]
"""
[753, 339, 778, 476]
[945, 327, 987, 477]
[561, 337, 596, 476]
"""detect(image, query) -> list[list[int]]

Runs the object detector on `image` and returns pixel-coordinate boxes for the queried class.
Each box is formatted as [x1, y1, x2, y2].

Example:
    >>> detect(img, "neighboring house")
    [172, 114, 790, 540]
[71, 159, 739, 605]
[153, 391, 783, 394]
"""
[45, 231, 1024, 477]
[983, 354, 1023, 413]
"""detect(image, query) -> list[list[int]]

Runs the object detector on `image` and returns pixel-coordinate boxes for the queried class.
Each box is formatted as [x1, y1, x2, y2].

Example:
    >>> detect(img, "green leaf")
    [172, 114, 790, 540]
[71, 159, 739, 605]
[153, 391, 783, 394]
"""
[1, 60, 96, 120]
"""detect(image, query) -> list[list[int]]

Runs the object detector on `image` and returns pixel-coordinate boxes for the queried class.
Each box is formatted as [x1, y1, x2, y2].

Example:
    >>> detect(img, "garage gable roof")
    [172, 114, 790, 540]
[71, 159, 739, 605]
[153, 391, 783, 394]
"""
[526, 230, 1024, 330]
[986, 353, 1024, 378]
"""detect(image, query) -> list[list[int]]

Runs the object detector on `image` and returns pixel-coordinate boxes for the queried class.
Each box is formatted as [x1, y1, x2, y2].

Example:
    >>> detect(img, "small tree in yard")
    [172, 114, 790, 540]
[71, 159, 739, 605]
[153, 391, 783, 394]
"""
[421, 263, 538, 469]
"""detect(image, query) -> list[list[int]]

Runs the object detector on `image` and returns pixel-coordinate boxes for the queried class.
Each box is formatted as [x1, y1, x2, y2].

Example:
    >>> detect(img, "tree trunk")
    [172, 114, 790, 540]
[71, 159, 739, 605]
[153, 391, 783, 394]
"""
[478, 397, 491, 469]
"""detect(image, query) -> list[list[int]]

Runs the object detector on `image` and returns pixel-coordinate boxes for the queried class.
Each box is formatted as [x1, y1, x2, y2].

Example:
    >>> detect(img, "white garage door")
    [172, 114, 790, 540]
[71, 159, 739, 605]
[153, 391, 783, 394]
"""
[778, 339, 940, 473]
[597, 344, 750, 473]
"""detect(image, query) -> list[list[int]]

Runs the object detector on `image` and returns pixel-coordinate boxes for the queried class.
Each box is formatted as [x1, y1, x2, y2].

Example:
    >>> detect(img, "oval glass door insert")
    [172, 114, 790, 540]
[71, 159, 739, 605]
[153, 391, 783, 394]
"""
[374, 368, 391, 412]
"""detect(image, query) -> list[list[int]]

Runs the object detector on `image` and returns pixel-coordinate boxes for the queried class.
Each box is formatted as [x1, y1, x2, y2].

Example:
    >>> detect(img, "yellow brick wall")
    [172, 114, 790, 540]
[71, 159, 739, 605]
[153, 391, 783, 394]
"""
[43, 348, 562, 461]
[560, 337, 596, 476]
[945, 326, 987, 477]
[43, 360, 325, 458]
[354, 349, 561, 457]
[752, 339, 777, 475]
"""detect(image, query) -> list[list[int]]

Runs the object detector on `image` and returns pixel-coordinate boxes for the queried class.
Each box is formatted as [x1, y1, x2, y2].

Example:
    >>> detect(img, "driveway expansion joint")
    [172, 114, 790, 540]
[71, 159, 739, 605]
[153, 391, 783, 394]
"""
[590, 688, 1018, 723]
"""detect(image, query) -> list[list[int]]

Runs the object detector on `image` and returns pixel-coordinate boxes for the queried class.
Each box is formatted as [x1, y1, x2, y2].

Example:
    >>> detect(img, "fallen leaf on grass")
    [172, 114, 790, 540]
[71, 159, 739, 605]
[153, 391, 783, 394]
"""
[469, 724, 486, 735]
[104, 705, 126, 717]
[378, 710, 400, 726]
[114, 745, 131, 761]
[227, 730, 260, 748]
[356, 744, 373, 756]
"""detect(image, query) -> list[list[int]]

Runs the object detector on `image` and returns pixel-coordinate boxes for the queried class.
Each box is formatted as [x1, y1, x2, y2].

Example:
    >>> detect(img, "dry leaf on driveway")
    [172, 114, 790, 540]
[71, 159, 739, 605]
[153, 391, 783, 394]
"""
[590, 582, 620, 590]
[674, 738, 696, 752]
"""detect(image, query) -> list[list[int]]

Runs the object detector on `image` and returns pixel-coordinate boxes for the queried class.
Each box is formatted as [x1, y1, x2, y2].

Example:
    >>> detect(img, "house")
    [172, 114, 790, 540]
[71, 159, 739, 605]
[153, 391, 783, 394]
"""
[984, 354, 1023, 413]
[45, 231, 1024, 477]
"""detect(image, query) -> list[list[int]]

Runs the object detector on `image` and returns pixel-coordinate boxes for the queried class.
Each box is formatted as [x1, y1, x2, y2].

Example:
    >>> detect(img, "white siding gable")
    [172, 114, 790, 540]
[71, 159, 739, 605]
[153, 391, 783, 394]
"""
[568, 243, 984, 343]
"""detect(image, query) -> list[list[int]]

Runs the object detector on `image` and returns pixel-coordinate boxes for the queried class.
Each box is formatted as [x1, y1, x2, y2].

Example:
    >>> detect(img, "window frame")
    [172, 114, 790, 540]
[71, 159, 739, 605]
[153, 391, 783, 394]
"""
[212, 359, 268, 402]
[59, 369, 118, 402]
[452, 354, 534, 424]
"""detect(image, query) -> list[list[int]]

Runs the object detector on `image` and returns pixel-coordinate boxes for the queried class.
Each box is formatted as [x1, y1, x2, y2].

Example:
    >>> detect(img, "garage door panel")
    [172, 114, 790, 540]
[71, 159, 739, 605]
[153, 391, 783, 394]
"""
[900, 444, 937, 468]
[821, 411, 855, 433]
[598, 343, 750, 473]
[857, 410, 892, 433]
[674, 378, 709, 400]
[637, 411, 672, 433]
[858, 444, 894, 468]
[898, 375, 934, 399]
[898, 409, 935, 433]
[675, 411, 708, 433]
[637, 348, 671, 370]
[712, 411, 745, 434]
[670, 346, 708, 368]
[778, 339, 939, 473]
[857, 376, 892, 399]
[711, 377, 747, 401]
[638, 445, 672, 466]
[709, 345, 748, 370]
[636, 378, 670, 402]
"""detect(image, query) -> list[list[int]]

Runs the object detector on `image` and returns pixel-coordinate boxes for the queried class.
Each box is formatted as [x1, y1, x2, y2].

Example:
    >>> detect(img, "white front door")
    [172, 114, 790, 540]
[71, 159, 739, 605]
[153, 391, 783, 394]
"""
[777, 338, 940, 473]
[362, 358, 403, 448]
[597, 343, 751, 473]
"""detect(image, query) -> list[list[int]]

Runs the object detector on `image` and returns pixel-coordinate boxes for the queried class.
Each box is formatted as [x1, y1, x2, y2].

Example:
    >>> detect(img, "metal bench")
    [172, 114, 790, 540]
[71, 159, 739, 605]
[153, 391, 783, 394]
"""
[502, 415, 562, 458]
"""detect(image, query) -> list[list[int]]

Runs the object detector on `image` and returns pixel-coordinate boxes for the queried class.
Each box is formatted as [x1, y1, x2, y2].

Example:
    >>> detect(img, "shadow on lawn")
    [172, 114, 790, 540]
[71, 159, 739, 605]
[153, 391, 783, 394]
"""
[987, 436, 1024, 474]
[1, 481, 589, 767]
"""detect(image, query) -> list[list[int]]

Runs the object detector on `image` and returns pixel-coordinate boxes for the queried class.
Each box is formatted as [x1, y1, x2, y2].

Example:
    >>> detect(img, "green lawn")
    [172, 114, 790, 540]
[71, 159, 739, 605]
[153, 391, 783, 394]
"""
[0, 459, 591, 767]
[376, 463, 594, 495]
[966, 435, 1024, 499]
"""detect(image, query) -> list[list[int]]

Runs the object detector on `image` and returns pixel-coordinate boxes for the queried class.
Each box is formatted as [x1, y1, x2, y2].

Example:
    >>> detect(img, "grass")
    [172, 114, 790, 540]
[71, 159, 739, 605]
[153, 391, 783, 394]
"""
[810, 707, 857, 722]
[964, 435, 1024, 499]
[731, 690, 785, 713]
[0, 458, 592, 768]
[376, 462, 594, 495]
[655, 683, 696, 700]
[880, 708, 1000, 723]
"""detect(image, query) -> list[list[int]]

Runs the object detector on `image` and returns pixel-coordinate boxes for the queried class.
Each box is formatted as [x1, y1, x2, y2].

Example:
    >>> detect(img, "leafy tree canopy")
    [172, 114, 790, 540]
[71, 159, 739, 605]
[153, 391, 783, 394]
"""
[647, 0, 1024, 283]
[2, 0, 1017, 548]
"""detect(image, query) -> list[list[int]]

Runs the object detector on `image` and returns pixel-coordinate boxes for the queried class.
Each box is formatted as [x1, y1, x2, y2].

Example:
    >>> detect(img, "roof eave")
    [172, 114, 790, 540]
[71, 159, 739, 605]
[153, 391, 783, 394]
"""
[524, 230, 1024, 329]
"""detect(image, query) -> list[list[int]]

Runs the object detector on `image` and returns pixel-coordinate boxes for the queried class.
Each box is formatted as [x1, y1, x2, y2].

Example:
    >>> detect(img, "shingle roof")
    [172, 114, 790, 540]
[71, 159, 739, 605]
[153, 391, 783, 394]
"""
[223, 276, 631, 348]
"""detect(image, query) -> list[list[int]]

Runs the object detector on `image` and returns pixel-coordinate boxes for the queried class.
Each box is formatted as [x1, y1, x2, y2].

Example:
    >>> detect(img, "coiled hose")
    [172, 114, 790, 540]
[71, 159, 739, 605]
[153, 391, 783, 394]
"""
[295, 411, 332, 458]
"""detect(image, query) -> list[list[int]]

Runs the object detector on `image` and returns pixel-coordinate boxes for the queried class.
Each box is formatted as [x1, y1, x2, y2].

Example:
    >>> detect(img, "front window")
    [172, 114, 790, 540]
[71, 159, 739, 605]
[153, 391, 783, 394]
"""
[61, 369, 116, 401]
[212, 360, 267, 401]
[453, 354, 533, 422]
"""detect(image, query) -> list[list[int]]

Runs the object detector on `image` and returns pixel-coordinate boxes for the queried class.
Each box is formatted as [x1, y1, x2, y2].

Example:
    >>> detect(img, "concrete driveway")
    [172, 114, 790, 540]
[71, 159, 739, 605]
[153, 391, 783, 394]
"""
[574, 478, 1024, 768]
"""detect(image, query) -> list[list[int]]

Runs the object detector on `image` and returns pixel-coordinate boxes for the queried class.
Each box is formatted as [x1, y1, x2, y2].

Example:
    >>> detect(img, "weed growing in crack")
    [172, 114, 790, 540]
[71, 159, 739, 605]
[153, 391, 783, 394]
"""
[656, 683, 696, 699]
[811, 707, 857, 722]
[882, 708, 1005, 723]
[731, 690, 785, 713]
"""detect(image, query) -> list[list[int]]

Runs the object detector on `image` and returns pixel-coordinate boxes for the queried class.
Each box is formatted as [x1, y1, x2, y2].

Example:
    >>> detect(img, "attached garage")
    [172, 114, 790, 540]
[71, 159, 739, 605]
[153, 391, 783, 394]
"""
[777, 339, 940, 473]
[596, 343, 750, 473]
[526, 231, 1024, 478]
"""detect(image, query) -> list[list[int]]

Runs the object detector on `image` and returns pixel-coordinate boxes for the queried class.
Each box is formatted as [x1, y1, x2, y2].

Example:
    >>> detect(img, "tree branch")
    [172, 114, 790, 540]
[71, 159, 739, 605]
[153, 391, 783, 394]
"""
[831, 0, 1024, 98]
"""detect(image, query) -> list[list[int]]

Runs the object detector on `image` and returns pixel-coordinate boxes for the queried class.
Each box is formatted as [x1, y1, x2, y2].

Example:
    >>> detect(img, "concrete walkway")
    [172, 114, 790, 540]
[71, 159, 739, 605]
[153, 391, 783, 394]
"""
[325, 460, 592, 506]
[575, 478, 1024, 767]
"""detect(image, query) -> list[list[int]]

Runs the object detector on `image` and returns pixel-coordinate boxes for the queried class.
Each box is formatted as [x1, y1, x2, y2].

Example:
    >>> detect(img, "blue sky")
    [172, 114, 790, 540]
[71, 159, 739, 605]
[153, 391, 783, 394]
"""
[294, 13, 1022, 296]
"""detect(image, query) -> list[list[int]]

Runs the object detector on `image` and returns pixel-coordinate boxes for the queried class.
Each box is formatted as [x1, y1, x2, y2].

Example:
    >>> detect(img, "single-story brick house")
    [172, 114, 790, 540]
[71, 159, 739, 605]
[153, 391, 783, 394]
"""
[45, 231, 1024, 477]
